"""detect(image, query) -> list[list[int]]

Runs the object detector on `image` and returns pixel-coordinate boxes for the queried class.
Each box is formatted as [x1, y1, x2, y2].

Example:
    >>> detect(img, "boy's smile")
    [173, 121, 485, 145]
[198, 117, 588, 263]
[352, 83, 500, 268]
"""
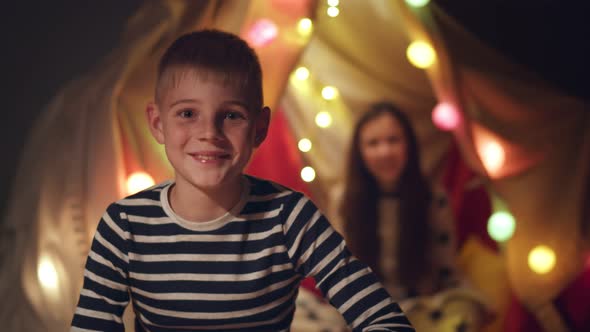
[147, 70, 269, 196]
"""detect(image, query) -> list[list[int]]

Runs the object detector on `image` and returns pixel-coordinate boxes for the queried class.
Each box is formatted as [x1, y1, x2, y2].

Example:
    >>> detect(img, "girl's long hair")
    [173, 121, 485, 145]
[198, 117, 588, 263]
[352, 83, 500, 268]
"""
[340, 102, 432, 289]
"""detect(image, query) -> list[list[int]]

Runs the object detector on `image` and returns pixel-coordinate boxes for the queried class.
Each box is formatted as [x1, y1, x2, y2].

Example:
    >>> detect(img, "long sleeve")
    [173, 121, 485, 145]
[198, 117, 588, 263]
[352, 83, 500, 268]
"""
[282, 193, 414, 332]
[71, 204, 130, 331]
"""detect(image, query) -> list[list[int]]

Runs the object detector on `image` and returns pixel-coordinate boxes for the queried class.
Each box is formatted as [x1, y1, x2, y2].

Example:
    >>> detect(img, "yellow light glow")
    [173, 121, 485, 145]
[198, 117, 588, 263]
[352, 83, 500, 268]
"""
[294, 67, 310, 81]
[315, 111, 333, 128]
[127, 171, 155, 195]
[327, 0, 340, 6]
[321, 86, 338, 100]
[297, 18, 313, 36]
[298, 138, 312, 152]
[327, 6, 340, 17]
[38, 256, 59, 291]
[406, 41, 436, 69]
[405, 0, 430, 8]
[528, 245, 556, 274]
[301, 166, 316, 182]
[479, 140, 505, 175]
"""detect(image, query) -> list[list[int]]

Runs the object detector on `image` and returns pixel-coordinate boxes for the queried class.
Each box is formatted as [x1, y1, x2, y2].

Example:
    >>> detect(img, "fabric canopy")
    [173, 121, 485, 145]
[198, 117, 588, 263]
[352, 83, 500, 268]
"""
[1, 1, 588, 331]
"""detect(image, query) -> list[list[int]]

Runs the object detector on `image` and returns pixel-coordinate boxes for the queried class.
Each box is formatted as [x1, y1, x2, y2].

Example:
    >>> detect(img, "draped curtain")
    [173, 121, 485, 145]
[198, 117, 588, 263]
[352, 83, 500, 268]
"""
[1, 1, 588, 331]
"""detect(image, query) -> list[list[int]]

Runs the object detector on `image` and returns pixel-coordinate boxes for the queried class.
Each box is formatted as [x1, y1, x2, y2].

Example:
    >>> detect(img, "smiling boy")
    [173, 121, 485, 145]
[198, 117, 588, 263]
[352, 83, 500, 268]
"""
[71, 29, 414, 331]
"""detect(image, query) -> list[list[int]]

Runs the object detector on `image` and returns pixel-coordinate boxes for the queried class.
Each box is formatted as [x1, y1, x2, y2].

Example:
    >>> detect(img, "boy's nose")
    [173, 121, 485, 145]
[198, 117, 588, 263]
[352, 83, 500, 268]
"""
[195, 117, 223, 141]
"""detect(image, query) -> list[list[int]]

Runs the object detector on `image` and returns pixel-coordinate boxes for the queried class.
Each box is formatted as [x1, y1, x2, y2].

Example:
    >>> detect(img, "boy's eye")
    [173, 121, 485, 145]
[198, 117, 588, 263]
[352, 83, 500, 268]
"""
[224, 111, 246, 120]
[179, 110, 194, 118]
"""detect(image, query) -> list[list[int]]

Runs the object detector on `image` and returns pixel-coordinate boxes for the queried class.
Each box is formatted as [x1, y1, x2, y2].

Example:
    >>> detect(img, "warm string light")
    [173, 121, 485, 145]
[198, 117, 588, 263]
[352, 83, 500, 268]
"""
[298, 138, 312, 152]
[288, 66, 343, 185]
[301, 166, 316, 182]
[327, 6, 340, 17]
[297, 18, 313, 36]
[406, 40, 436, 69]
[528, 245, 556, 274]
[38, 256, 59, 291]
[127, 172, 155, 195]
[326, 0, 340, 17]
[321, 86, 338, 100]
[405, 0, 431, 8]
[293, 67, 310, 81]
[479, 140, 505, 176]
[315, 111, 333, 128]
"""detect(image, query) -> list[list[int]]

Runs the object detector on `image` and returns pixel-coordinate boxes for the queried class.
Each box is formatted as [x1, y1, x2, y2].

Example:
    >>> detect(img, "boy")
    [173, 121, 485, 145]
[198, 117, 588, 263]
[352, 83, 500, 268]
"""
[71, 29, 414, 331]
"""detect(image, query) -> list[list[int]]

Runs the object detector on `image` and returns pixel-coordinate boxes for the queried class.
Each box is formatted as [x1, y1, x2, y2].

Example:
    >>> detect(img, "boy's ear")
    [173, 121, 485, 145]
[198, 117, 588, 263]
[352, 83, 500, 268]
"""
[146, 102, 165, 144]
[254, 106, 271, 147]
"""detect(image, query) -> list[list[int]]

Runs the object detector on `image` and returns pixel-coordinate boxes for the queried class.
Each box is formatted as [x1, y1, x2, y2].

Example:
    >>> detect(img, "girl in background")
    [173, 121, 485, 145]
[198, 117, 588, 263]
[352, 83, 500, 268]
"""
[337, 101, 459, 299]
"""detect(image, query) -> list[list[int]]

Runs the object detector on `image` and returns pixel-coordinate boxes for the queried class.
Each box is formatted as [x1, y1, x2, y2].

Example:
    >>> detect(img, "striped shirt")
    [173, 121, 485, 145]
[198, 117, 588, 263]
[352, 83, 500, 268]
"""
[71, 175, 414, 331]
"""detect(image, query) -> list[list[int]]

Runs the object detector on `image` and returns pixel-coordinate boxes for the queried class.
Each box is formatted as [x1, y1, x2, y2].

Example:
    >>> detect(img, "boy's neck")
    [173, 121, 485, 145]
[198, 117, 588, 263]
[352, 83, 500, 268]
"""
[168, 176, 245, 222]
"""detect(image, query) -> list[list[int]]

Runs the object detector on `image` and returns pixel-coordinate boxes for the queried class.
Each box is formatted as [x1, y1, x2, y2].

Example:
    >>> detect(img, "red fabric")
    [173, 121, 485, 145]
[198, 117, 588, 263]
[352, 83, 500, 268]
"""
[442, 141, 497, 251]
[300, 278, 322, 297]
[246, 108, 311, 197]
[503, 257, 590, 332]
[445, 135, 590, 331]
[504, 293, 543, 332]
[553, 255, 590, 331]
[245, 108, 322, 297]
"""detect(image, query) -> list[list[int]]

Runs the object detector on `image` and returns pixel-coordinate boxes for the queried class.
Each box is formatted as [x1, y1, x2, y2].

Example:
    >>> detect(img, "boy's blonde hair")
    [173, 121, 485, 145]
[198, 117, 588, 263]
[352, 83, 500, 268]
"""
[155, 29, 263, 111]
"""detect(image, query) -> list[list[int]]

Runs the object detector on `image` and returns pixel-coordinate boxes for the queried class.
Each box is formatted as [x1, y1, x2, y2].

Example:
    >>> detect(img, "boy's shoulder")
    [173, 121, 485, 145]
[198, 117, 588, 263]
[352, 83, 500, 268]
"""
[111, 180, 172, 208]
[244, 174, 303, 199]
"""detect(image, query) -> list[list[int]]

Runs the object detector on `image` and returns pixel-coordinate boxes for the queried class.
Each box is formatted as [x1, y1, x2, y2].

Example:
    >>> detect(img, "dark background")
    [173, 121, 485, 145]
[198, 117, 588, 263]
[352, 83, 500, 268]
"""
[1, 0, 588, 217]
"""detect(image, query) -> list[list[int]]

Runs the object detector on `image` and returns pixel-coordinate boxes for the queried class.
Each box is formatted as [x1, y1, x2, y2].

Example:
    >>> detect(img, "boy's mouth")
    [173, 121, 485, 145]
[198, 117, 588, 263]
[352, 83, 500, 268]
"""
[189, 152, 231, 163]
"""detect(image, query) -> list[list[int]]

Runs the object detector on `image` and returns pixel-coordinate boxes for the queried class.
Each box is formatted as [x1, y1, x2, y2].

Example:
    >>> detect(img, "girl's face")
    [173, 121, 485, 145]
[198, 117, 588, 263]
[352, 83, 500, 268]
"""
[359, 113, 408, 192]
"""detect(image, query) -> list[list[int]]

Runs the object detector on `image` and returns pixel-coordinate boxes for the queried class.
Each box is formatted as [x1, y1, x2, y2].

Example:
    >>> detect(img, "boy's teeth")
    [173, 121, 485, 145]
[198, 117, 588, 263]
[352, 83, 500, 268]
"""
[195, 154, 225, 160]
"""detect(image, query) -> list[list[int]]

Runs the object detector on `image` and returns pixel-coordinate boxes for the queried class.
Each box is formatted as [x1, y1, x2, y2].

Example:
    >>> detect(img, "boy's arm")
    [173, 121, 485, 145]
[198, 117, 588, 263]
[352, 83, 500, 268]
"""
[71, 204, 130, 332]
[283, 194, 414, 332]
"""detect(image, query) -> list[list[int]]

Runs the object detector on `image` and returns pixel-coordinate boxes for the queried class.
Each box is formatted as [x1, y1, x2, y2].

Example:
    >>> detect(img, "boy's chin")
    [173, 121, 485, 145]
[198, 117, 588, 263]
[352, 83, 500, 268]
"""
[184, 174, 243, 192]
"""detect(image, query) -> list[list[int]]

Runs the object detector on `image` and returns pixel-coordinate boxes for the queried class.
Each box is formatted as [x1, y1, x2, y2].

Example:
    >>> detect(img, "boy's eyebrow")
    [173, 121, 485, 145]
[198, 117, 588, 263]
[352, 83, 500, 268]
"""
[222, 100, 250, 109]
[168, 99, 250, 109]
[169, 99, 201, 108]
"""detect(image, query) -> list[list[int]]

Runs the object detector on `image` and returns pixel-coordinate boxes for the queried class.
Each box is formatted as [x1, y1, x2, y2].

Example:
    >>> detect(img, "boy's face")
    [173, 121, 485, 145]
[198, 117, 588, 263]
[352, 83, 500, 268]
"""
[147, 71, 269, 192]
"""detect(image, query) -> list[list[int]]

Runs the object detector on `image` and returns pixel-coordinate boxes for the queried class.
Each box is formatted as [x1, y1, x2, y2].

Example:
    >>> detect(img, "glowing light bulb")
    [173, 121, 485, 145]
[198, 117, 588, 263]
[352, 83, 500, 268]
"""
[293, 67, 310, 81]
[127, 172, 155, 195]
[327, 6, 340, 17]
[528, 245, 556, 274]
[432, 102, 461, 131]
[405, 0, 430, 8]
[327, 0, 340, 6]
[407, 41, 436, 69]
[487, 211, 516, 242]
[298, 138, 312, 152]
[315, 111, 333, 128]
[247, 19, 278, 47]
[38, 256, 59, 291]
[479, 140, 505, 175]
[321, 86, 338, 100]
[301, 166, 316, 182]
[297, 18, 313, 36]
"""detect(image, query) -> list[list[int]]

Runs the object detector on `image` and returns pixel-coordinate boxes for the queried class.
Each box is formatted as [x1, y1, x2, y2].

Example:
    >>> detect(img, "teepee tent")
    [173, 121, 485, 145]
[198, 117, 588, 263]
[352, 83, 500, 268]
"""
[1, 1, 588, 331]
